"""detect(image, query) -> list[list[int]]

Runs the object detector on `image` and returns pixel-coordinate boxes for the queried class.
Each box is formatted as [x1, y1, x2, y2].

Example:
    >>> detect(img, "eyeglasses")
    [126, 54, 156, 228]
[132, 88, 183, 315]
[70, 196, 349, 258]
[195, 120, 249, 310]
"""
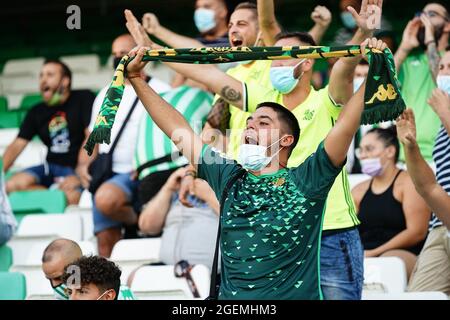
[174, 260, 201, 298]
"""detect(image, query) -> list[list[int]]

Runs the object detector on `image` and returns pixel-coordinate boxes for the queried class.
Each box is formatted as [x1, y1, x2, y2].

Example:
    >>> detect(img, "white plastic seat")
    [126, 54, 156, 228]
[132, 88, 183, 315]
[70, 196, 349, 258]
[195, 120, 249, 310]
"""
[3, 58, 45, 77]
[130, 264, 210, 300]
[110, 238, 162, 283]
[1, 75, 39, 94]
[64, 208, 94, 241]
[362, 291, 448, 300]
[363, 257, 407, 294]
[10, 266, 53, 298]
[60, 54, 100, 74]
[8, 214, 83, 265]
[71, 71, 112, 91]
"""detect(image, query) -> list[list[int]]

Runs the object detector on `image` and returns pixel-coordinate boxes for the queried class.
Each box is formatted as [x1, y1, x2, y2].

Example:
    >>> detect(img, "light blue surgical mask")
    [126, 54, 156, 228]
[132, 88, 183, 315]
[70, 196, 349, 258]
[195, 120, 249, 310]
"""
[341, 11, 357, 29]
[238, 137, 285, 171]
[270, 59, 306, 94]
[437, 75, 450, 94]
[353, 76, 365, 93]
[194, 8, 216, 33]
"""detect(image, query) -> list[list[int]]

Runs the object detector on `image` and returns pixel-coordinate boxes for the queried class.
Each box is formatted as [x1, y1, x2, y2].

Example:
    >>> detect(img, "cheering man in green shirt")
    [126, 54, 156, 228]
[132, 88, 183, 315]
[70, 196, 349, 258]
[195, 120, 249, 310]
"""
[124, 38, 385, 299]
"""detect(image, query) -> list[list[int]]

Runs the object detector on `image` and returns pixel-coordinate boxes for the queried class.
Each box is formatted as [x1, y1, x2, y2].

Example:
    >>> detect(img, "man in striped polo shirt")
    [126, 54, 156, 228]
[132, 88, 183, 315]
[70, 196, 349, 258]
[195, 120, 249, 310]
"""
[134, 85, 213, 205]
[399, 49, 450, 296]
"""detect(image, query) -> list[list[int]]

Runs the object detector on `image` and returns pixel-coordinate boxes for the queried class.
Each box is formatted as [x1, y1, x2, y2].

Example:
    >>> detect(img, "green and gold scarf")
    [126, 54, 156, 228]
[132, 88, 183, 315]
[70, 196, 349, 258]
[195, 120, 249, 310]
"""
[84, 45, 405, 155]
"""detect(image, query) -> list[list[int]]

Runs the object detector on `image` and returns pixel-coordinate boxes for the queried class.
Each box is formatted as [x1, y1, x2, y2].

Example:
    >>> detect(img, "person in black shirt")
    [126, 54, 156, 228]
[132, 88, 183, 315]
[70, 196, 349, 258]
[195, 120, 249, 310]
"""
[352, 127, 430, 279]
[3, 60, 95, 205]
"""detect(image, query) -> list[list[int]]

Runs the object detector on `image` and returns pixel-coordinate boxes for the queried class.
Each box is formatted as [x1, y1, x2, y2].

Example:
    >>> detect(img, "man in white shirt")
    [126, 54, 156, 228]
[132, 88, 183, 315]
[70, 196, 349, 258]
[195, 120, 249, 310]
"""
[76, 34, 170, 257]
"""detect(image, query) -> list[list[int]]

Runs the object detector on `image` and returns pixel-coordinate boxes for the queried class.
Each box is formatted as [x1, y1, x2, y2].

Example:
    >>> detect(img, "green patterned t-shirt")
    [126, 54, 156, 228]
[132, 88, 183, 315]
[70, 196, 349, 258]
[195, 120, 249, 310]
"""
[198, 142, 343, 300]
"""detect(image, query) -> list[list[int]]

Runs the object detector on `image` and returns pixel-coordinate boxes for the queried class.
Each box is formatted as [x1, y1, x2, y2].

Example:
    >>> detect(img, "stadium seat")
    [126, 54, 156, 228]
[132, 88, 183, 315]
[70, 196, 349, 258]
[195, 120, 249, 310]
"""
[60, 54, 100, 74]
[2, 75, 39, 94]
[8, 213, 83, 265]
[0, 99, 21, 128]
[71, 70, 112, 91]
[19, 93, 42, 111]
[362, 291, 448, 300]
[8, 190, 67, 215]
[129, 264, 210, 300]
[3, 57, 45, 77]
[363, 257, 407, 294]
[110, 238, 162, 283]
[65, 209, 94, 241]
[0, 272, 27, 300]
[0, 245, 12, 271]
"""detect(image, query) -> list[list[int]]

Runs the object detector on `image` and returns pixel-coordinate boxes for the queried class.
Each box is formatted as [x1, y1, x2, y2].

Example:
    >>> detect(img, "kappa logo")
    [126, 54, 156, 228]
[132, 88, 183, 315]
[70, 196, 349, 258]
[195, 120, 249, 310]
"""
[366, 84, 397, 104]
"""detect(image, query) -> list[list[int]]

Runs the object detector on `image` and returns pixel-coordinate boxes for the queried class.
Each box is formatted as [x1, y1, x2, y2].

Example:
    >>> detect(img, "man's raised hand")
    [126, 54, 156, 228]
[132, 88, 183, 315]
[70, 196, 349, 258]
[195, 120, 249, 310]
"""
[347, 0, 383, 34]
[396, 109, 418, 148]
[125, 9, 154, 47]
[126, 46, 150, 79]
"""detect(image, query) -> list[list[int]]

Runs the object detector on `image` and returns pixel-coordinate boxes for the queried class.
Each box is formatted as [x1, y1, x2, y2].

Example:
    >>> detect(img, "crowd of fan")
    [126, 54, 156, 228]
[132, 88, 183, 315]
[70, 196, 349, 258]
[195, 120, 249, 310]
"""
[0, 0, 449, 300]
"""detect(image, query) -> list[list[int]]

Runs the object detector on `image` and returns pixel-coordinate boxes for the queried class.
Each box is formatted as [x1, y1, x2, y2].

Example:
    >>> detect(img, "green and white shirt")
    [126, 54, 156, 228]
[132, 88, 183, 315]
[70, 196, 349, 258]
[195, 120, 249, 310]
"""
[198, 142, 343, 300]
[134, 85, 212, 180]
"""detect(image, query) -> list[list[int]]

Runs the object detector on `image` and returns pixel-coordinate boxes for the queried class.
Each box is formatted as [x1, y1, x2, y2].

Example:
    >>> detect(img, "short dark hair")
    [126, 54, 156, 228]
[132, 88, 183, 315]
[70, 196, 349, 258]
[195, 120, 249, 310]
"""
[43, 59, 72, 87]
[275, 31, 317, 47]
[367, 126, 399, 162]
[256, 102, 300, 156]
[234, 1, 258, 20]
[62, 255, 121, 300]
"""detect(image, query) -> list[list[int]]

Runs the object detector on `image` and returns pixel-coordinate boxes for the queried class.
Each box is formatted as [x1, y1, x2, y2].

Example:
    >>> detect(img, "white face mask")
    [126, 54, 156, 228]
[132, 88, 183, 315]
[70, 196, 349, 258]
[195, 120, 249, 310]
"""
[238, 137, 285, 171]
[437, 75, 450, 94]
[52, 283, 68, 300]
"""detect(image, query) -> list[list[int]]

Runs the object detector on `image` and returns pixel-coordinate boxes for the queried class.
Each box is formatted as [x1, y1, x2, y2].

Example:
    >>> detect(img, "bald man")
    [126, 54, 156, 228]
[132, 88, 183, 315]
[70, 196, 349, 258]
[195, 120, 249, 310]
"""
[76, 34, 170, 258]
[42, 239, 83, 299]
[42, 238, 136, 300]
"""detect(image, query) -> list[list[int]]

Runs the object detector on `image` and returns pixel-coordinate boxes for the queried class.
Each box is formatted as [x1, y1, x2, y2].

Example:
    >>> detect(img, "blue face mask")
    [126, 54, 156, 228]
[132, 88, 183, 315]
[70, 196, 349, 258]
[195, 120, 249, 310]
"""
[437, 75, 450, 94]
[270, 59, 305, 94]
[194, 8, 216, 33]
[341, 11, 357, 29]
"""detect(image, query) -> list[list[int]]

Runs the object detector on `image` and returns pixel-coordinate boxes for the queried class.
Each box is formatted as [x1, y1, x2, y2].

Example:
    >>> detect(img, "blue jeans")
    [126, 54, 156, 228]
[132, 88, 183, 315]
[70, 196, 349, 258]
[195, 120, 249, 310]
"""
[320, 228, 364, 300]
[24, 163, 76, 188]
[92, 172, 139, 234]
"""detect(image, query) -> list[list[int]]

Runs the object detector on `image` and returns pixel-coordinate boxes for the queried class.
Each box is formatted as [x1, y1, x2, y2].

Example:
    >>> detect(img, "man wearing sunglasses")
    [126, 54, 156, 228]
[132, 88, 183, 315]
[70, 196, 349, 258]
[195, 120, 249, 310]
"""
[394, 3, 449, 164]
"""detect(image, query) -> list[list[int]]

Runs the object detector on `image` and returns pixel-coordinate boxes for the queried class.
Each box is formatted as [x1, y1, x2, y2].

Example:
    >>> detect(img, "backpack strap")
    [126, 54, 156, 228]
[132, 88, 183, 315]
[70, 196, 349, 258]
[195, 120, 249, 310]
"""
[207, 168, 246, 299]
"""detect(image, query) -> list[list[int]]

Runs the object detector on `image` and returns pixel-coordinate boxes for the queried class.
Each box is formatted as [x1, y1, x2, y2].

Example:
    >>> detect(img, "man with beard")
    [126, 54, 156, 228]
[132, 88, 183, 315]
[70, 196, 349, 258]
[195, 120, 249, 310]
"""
[394, 2, 450, 163]
[3, 60, 94, 205]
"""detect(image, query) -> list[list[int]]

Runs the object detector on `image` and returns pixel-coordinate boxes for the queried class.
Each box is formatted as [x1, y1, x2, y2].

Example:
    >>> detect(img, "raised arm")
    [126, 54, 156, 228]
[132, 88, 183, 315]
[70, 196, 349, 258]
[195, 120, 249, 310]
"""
[325, 38, 387, 167]
[428, 88, 450, 135]
[257, 0, 281, 46]
[397, 109, 450, 229]
[141, 12, 205, 49]
[394, 17, 421, 73]
[420, 14, 441, 82]
[308, 6, 332, 45]
[328, 0, 381, 105]
[127, 47, 204, 169]
[125, 10, 246, 109]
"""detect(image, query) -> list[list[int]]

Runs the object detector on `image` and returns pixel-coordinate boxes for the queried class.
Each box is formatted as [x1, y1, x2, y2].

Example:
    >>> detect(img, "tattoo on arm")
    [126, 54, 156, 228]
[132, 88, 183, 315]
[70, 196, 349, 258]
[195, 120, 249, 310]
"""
[220, 85, 242, 103]
[427, 42, 440, 82]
